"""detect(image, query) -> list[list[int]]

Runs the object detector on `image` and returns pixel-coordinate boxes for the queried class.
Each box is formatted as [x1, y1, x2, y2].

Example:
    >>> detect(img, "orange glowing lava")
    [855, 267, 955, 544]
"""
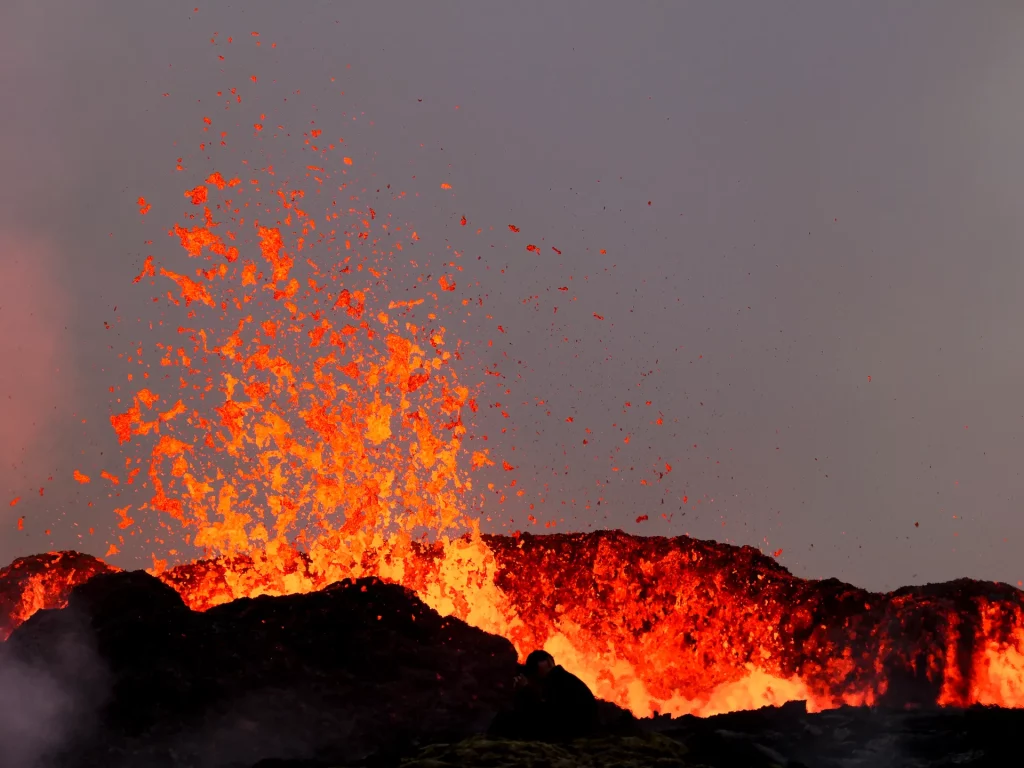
[85, 136, 836, 716]
[4, 46, 1024, 723]
[72, 149, 1024, 715]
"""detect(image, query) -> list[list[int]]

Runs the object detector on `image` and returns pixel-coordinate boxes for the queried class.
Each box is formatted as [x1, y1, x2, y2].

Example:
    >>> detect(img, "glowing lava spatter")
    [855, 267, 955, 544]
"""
[113, 160, 487, 561]
[6, 43, 1024, 721]
[6, 535, 1024, 717]
[85, 147, 1024, 717]
[87, 120, 824, 716]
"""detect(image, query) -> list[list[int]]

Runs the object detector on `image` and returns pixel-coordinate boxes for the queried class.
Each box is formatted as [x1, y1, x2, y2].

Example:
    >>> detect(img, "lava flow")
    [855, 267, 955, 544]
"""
[4, 62, 1024, 721]
[4, 533, 1024, 717]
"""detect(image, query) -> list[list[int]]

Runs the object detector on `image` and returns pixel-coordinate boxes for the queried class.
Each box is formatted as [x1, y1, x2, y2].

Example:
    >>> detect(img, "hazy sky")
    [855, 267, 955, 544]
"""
[2, 1, 1023, 592]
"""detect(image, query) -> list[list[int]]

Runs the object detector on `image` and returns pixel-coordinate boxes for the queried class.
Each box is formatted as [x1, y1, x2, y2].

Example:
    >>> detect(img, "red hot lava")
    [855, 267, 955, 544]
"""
[4, 45, 1024, 720]
[3, 532, 1024, 717]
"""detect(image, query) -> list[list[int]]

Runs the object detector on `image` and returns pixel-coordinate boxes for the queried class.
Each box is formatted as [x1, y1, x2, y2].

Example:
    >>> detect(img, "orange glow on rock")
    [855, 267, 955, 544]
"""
[8, 536, 1024, 718]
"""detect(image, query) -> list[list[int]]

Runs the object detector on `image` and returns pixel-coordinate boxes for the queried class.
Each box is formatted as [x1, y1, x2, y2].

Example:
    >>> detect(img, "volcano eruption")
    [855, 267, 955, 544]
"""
[3, 531, 1024, 723]
[4, 27, 1024, 768]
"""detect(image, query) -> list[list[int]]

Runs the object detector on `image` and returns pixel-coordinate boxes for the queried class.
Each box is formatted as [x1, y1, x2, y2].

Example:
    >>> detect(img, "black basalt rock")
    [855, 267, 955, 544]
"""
[5, 571, 520, 767]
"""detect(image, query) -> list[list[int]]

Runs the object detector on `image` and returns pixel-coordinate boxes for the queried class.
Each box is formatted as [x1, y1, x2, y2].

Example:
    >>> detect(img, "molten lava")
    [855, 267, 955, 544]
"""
[5, 50, 1024, 722]
[4, 534, 1024, 718]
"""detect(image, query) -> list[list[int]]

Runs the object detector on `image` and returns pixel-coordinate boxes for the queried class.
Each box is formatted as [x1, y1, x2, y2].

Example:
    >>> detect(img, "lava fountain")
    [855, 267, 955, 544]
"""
[4, 48, 1024, 721]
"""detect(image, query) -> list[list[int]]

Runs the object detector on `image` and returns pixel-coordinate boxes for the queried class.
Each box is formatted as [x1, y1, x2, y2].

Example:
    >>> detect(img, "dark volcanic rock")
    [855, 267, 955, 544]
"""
[6, 537, 1024, 715]
[387, 704, 1024, 768]
[398, 732, 694, 768]
[5, 570, 519, 767]
[3, 564, 1024, 767]
[655, 700, 1024, 768]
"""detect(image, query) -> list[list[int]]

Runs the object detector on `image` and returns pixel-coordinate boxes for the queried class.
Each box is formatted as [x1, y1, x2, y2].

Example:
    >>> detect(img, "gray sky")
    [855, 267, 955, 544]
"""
[2, 1, 1023, 592]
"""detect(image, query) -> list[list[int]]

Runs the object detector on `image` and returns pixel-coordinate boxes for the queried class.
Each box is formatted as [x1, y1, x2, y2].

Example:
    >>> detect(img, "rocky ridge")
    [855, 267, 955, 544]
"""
[1, 567, 1020, 767]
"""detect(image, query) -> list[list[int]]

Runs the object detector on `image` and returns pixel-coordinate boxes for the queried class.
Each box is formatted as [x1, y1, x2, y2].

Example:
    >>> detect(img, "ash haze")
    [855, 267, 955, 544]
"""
[1, 0, 1023, 593]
